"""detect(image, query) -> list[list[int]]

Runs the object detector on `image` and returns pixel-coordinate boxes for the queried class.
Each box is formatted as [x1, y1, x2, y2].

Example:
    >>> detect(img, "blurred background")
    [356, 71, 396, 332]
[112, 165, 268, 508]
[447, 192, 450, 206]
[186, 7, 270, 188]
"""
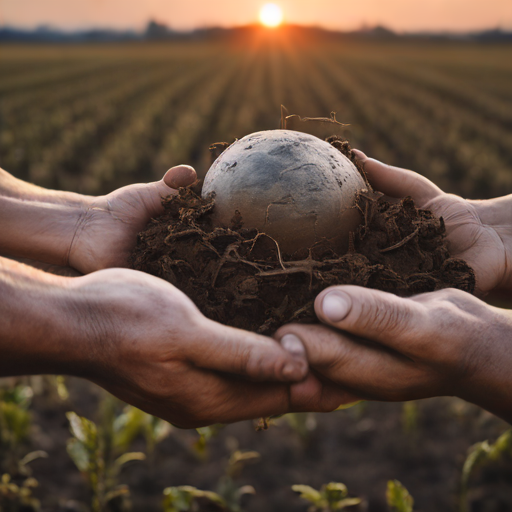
[1, 1, 512, 511]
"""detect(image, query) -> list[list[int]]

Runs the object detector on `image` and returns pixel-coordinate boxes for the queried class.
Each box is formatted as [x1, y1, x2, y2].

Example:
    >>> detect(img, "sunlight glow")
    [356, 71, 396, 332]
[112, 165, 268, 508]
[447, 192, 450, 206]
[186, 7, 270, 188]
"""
[259, 3, 283, 28]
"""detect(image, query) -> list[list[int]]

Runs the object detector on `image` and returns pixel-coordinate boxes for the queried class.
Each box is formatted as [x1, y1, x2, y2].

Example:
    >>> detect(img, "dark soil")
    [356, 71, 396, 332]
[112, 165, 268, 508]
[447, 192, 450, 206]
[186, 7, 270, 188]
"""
[130, 137, 475, 335]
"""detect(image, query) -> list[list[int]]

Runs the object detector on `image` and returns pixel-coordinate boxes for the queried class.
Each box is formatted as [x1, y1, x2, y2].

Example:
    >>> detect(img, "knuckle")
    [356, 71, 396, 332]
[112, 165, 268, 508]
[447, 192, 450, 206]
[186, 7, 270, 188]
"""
[358, 295, 411, 336]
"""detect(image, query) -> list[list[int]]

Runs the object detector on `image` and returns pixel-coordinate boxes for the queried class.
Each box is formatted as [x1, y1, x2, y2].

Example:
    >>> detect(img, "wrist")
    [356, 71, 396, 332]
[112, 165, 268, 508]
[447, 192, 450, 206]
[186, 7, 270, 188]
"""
[0, 196, 87, 267]
[0, 258, 95, 378]
[456, 306, 512, 424]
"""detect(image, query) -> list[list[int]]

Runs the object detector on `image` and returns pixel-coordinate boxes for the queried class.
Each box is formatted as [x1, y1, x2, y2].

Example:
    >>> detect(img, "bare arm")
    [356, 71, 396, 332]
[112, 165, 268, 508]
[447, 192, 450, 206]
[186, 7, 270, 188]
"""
[0, 167, 91, 206]
[0, 165, 198, 273]
[0, 257, 349, 427]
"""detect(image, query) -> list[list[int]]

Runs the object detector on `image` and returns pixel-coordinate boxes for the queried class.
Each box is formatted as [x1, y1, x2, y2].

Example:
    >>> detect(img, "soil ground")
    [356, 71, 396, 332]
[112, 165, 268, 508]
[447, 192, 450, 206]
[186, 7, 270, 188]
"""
[23, 377, 512, 512]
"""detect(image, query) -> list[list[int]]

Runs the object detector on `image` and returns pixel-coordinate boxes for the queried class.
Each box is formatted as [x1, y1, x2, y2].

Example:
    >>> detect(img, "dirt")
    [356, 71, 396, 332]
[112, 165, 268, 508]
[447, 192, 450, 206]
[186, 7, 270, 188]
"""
[130, 136, 475, 335]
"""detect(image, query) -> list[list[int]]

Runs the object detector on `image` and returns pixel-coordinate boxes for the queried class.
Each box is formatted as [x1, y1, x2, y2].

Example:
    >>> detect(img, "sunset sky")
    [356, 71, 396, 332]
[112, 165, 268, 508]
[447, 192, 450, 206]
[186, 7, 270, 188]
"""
[2, 0, 512, 32]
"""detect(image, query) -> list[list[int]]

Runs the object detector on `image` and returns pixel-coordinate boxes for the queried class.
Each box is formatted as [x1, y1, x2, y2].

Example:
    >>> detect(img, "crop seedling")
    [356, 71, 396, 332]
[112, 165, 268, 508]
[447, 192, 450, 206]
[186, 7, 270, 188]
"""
[0, 473, 40, 512]
[0, 384, 47, 478]
[132, 111, 475, 335]
[386, 480, 414, 512]
[163, 449, 259, 512]
[292, 482, 362, 511]
[460, 429, 512, 512]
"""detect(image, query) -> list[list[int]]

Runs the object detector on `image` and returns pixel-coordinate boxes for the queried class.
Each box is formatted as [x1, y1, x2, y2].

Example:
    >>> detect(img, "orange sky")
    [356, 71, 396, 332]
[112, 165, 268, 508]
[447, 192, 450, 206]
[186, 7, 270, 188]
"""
[2, 0, 512, 32]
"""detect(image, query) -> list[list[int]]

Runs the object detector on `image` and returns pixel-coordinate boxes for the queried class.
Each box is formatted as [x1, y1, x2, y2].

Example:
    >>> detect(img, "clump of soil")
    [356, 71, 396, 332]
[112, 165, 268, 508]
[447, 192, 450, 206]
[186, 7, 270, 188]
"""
[131, 137, 475, 335]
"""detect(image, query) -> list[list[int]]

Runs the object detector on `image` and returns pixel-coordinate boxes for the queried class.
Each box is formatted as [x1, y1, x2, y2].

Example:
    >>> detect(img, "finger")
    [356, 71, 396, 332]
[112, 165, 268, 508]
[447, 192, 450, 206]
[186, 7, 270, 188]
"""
[314, 286, 427, 355]
[142, 165, 198, 218]
[187, 317, 309, 383]
[277, 324, 426, 402]
[163, 165, 197, 190]
[352, 149, 442, 205]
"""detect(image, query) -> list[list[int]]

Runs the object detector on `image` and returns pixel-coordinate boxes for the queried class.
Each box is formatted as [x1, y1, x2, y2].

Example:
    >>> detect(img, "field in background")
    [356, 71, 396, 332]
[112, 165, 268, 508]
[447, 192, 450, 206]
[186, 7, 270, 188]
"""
[1, 36, 512, 512]
[2, 37, 512, 199]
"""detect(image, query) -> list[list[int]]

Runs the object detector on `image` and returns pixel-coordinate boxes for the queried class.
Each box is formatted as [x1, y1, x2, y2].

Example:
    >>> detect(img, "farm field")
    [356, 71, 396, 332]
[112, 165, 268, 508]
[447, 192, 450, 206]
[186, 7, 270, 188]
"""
[1, 34, 512, 512]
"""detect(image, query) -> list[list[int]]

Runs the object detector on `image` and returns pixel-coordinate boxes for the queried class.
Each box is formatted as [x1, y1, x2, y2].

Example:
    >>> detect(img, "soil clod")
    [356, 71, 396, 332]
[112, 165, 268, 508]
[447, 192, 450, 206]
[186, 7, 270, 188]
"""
[131, 139, 475, 335]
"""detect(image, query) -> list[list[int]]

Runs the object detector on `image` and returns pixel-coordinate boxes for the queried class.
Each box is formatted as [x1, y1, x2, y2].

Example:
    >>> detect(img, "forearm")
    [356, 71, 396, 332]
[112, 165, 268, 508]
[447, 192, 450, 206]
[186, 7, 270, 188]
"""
[0, 195, 85, 266]
[457, 305, 512, 424]
[0, 167, 93, 206]
[0, 257, 89, 377]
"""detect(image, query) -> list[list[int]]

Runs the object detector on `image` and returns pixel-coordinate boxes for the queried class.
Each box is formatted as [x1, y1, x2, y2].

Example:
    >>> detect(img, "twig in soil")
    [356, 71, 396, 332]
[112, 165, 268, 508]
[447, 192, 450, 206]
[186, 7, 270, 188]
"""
[380, 227, 420, 253]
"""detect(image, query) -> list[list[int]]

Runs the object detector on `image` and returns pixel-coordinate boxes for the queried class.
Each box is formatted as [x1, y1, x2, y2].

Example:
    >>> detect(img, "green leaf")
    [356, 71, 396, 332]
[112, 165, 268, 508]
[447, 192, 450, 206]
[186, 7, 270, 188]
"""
[323, 482, 348, 503]
[114, 451, 146, 470]
[488, 429, 512, 460]
[66, 438, 90, 473]
[292, 484, 323, 505]
[386, 480, 414, 512]
[334, 497, 362, 510]
[66, 411, 97, 445]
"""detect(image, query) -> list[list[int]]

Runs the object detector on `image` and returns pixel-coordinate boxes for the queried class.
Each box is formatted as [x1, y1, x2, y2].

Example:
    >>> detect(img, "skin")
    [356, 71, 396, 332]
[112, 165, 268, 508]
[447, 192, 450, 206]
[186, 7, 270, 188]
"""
[277, 151, 512, 425]
[0, 165, 350, 428]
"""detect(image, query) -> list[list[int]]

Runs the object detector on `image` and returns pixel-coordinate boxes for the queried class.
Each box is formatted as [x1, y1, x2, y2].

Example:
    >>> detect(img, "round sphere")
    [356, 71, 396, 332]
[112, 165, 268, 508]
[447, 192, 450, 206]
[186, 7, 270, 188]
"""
[202, 130, 368, 255]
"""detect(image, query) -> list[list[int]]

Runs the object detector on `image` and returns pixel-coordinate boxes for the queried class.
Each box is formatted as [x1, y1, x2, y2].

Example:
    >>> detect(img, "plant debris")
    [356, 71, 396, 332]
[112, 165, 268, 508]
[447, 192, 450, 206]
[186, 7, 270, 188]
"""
[131, 138, 475, 335]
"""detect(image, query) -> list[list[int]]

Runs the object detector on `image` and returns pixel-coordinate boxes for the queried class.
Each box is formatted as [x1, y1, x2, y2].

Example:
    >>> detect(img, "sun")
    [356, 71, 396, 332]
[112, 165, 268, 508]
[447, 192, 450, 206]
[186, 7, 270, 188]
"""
[259, 3, 284, 28]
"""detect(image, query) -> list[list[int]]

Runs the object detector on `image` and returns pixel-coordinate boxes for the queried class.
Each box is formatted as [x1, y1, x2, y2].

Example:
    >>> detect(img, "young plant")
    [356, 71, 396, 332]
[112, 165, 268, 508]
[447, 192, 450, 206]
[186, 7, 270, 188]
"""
[66, 410, 145, 512]
[0, 384, 47, 477]
[0, 473, 40, 512]
[163, 486, 226, 512]
[193, 424, 224, 459]
[292, 482, 362, 511]
[162, 450, 259, 512]
[386, 480, 414, 512]
[460, 429, 512, 512]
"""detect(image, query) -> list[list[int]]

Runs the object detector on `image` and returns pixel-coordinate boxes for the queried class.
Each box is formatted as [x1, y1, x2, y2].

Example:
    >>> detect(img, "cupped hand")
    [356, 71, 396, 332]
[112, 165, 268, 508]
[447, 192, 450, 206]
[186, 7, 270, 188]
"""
[69, 268, 353, 428]
[68, 165, 197, 274]
[352, 150, 512, 294]
[276, 285, 512, 424]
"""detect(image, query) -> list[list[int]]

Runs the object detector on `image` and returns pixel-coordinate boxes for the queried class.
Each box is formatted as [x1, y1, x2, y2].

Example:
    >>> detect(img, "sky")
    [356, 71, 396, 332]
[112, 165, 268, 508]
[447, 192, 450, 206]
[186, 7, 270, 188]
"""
[2, 0, 512, 32]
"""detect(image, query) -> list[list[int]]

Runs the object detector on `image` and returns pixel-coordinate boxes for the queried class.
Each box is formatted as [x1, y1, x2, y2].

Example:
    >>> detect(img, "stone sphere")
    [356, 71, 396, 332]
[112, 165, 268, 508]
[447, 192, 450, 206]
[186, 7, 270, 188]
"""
[202, 130, 368, 255]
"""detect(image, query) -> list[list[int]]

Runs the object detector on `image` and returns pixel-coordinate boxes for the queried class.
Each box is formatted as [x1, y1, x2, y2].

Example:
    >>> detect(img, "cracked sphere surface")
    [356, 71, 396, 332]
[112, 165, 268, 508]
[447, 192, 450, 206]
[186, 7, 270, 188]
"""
[202, 130, 368, 254]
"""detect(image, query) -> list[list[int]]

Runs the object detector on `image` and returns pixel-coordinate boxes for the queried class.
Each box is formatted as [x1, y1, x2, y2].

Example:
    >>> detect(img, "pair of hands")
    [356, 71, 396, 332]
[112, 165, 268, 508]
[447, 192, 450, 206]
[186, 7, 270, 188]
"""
[45, 155, 512, 426]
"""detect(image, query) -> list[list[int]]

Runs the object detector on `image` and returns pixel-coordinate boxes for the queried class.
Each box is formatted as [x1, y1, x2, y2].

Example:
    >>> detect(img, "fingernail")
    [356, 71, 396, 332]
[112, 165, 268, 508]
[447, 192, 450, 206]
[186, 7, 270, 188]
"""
[280, 334, 306, 357]
[282, 360, 308, 380]
[351, 149, 365, 160]
[322, 292, 350, 322]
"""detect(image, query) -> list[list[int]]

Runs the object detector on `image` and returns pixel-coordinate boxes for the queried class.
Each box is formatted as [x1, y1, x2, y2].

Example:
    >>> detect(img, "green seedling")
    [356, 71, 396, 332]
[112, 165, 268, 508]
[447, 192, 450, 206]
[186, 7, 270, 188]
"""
[292, 482, 362, 511]
[66, 411, 145, 512]
[193, 424, 224, 459]
[0, 473, 40, 512]
[401, 402, 419, 435]
[163, 450, 259, 512]
[386, 480, 414, 512]
[113, 404, 172, 456]
[163, 486, 226, 512]
[460, 429, 512, 512]
[0, 384, 47, 477]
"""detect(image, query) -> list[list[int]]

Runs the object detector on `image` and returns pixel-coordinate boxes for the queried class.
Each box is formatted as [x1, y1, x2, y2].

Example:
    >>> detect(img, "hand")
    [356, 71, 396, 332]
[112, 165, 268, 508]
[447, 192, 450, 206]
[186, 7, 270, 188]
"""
[276, 285, 512, 424]
[352, 150, 512, 294]
[69, 268, 355, 428]
[68, 165, 197, 274]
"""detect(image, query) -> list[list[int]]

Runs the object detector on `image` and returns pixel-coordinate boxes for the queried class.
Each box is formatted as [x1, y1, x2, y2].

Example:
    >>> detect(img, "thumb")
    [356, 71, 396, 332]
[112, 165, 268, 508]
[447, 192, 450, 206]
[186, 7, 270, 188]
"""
[163, 165, 197, 189]
[143, 165, 198, 218]
[314, 285, 425, 353]
[188, 317, 309, 383]
[352, 149, 442, 206]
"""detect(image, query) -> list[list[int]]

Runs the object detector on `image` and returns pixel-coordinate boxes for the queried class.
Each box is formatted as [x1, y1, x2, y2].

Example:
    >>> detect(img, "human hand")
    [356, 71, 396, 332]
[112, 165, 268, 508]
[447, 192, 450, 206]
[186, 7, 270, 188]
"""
[69, 268, 355, 428]
[68, 165, 197, 274]
[352, 150, 512, 294]
[276, 285, 512, 424]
